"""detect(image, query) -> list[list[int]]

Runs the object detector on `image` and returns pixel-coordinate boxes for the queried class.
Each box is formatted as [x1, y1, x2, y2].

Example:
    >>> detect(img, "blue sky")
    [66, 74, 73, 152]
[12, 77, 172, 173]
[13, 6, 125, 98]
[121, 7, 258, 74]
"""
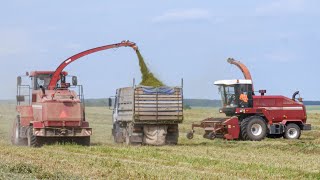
[0, 0, 319, 100]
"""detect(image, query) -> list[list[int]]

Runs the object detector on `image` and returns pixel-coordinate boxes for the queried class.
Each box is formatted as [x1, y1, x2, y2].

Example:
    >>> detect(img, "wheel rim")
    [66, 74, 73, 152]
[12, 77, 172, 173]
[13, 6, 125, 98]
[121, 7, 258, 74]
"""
[287, 128, 298, 138]
[251, 124, 263, 136]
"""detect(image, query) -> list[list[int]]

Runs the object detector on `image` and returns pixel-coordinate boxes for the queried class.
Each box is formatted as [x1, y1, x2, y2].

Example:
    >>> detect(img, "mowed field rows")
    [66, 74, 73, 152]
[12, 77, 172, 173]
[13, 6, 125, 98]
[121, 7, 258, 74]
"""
[0, 103, 320, 179]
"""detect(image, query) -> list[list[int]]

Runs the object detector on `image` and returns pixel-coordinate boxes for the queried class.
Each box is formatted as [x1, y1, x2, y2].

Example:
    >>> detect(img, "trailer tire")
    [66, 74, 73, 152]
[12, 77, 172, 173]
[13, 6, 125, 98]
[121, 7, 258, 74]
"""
[284, 123, 301, 140]
[186, 132, 194, 139]
[207, 132, 216, 140]
[241, 116, 267, 141]
[11, 116, 27, 146]
[27, 126, 42, 147]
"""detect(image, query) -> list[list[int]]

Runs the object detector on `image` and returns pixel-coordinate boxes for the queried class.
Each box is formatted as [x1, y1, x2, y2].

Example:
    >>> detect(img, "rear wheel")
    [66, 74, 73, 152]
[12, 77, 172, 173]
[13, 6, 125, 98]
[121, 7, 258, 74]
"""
[27, 127, 42, 147]
[241, 116, 267, 141]
[284, 123, 301, 139]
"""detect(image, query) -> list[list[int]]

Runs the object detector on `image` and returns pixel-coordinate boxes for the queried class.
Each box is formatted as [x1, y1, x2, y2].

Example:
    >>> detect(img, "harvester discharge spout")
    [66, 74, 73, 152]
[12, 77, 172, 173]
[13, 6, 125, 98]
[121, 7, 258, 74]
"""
[48, 40, 138, 90]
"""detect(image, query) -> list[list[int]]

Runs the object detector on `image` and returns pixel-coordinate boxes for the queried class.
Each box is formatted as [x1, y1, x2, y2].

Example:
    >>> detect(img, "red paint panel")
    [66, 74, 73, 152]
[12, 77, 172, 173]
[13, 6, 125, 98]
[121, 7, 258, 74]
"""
[281, 120, 303, 125]
[42, 102, 83, 121]
[224, 117, 240, 140]
[17, 106, 33, 126]
[252, 95, 306, 124]
[33, 121, 44, 128]
[44, 121, 81, 127]
[81, 121, 89, 128]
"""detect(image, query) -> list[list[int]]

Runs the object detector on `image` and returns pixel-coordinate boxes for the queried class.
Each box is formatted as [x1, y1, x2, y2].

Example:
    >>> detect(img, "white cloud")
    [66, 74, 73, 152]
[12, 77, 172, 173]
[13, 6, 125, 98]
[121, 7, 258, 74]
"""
[152, 9, 211, 23]
[256, 0, 305, 15]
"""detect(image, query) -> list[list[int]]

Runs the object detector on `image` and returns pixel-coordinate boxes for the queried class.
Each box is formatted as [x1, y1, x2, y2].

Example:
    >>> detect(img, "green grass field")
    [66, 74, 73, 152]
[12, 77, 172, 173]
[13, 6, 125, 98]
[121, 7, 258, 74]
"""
[0, 104, 319, 179]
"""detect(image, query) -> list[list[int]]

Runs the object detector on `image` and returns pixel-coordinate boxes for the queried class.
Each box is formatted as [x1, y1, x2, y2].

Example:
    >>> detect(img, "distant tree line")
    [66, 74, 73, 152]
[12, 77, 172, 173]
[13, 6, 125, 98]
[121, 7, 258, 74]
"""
[84, 99, 320, 107]
[1, 99, 319, 107]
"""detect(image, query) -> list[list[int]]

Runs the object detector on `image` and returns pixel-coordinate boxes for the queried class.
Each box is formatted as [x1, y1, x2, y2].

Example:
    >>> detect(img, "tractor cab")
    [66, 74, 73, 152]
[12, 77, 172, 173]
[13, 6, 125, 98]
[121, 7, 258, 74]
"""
[214, 79, 253, 116]
[29, 71, 69, 90]
[16, 71, 81, 105]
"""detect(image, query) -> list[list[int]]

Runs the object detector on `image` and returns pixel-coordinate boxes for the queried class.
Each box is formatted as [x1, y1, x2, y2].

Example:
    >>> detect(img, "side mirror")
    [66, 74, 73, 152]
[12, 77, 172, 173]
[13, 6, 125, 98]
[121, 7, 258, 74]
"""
[72, 76, 78, 86]
[108, 97, 115, 110]
[108, 98, 112, 107]
[17, 76, 22, 86]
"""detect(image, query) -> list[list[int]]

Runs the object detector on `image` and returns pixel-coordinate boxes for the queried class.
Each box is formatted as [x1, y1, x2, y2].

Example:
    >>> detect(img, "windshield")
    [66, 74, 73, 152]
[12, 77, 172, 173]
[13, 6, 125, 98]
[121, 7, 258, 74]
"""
[35, 74, 52, 89]
[218, 85, 238, 108]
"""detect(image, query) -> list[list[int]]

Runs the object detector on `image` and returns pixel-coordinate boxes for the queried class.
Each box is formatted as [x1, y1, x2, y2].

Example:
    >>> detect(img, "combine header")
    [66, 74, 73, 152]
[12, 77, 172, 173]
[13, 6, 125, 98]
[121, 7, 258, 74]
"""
[187, 58, 311, 141]
[12, 41, 138, 147]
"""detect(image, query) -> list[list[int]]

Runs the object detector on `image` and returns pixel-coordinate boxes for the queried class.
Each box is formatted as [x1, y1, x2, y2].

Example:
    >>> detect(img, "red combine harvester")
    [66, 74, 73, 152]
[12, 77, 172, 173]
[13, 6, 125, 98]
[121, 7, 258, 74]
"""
[12, 40, 138, 147]
[187, 58, 311, 141]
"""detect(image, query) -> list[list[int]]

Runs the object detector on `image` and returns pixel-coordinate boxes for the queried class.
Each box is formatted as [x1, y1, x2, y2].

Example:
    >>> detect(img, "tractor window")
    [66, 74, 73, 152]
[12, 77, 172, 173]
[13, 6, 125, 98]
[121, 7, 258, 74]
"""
[33, 75, 52, 90]
[219, 85, 237, 108]
[237, 84, 253, 108]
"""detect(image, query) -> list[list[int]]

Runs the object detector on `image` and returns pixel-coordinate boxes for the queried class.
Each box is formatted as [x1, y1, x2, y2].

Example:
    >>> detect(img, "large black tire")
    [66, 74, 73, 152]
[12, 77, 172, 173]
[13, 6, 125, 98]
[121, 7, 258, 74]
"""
[11, 116, 27, 146]
[27, 127, 42, 147]
[241, 116, 267, 141]
[284, 123, 301, 140]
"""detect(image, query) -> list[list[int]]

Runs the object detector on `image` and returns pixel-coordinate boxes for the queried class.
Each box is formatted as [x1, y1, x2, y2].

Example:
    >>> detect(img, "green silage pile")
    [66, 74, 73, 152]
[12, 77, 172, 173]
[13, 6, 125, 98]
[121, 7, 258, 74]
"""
[136, 50, 164, 87]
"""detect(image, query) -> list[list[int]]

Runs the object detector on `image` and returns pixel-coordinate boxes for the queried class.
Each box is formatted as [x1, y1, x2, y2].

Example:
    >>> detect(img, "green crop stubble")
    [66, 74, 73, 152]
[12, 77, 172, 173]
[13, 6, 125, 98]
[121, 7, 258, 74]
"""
[1, 104, 320, 179]
[136, 50, 164, 87]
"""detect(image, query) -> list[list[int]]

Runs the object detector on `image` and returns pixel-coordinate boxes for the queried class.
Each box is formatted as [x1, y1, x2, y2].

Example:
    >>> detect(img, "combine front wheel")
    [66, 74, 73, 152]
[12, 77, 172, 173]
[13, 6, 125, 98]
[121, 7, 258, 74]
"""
[241, 116, 267, 141]
[11, 116, 27, 146]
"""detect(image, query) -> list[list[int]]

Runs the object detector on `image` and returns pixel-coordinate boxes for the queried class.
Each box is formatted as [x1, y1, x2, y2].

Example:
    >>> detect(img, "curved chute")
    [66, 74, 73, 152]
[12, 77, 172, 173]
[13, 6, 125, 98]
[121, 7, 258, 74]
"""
[48, 40, 138, 90]
[227, 58, 252, 80]
[227, 58, 254, 91]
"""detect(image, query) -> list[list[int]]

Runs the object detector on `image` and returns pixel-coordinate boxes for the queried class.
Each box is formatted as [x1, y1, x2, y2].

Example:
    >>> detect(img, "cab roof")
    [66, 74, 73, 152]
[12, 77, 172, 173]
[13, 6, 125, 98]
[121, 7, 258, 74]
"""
[29, 71, 68, 77]
[214, 79, 252, 86]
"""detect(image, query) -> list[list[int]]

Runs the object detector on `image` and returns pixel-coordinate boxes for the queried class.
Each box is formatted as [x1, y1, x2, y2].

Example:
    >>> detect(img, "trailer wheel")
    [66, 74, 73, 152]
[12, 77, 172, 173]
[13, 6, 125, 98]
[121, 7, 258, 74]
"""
[186, 131, 194, 139]
[241, 116, 267, 141]
[284, 123, 301, 140]
[27, 127, 42, 147]
[207, 132, 216, 140]
[11, 116, 27, 146]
